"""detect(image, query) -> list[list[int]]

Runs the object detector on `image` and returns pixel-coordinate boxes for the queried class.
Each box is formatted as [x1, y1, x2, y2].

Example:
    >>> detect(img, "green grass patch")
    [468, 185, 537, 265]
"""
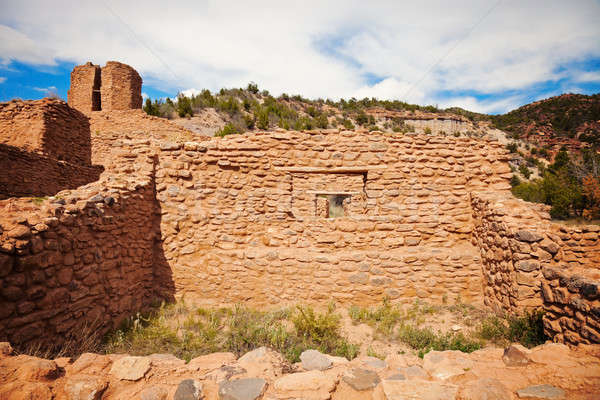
[103, 302, 358, 363]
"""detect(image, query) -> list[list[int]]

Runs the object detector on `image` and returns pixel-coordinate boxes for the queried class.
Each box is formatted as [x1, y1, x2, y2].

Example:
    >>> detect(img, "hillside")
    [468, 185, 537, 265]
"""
[143, 84, 483, 137]
[491, 93, 600, 147]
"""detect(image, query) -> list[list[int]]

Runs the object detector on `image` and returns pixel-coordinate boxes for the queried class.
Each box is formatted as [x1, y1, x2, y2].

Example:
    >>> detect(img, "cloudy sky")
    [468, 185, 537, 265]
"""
[0, 0, 599, 114]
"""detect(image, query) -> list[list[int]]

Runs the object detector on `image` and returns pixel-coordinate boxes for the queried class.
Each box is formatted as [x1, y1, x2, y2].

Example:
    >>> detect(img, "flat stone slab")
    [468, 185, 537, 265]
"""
[219, 378, 266, 400]
[174, 379, 202, 400]
[382, 380, 458, 400]
[300, 349, 332, 371]
[517, 384, 565, 399]
[342, 368, 381, 391]
[109, 356, 150, 381]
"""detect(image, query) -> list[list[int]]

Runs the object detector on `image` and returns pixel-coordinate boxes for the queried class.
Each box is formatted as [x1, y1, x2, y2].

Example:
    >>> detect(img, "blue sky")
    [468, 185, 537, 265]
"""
[1, 0, 599, 114]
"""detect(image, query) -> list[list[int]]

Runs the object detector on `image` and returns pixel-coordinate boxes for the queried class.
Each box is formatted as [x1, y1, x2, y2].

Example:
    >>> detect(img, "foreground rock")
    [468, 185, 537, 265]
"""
[0, 343, 598, 399]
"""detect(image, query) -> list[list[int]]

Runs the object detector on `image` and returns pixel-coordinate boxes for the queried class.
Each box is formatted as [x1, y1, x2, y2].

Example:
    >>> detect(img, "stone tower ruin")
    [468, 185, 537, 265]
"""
[67, 61, 142, 113]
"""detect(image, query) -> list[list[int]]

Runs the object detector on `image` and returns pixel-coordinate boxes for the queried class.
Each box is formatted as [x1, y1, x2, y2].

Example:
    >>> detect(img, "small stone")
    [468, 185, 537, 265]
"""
[89, 194, 104, 203]
[174, 379, 202, 400]
[386, 373, 406, 380]
[218, 378, 266, 400]
[342, 368, 381, 391]
[516, 384, 565, 399]
[502, 345, 530, 366]
[7, 225, 31, 239]
[160, 142, 181, 150]
[516, 230, 543, 243]
[109, 356, 151, 381]
[104, 196, 115, 206]
[451, 324, 461, 332]
[0, 342, 13, 356]
[300, 349, 332, 371]
[274, 370, 336, 398]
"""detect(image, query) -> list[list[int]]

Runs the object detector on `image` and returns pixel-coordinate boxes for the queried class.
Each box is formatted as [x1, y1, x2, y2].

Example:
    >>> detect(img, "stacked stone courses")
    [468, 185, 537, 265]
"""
[0, 98, 92, 165]
[1, 61, 599, 350]
[68, 61, 142, 113]
[100, 61, 143, 111]
[67, 62, 101, 112]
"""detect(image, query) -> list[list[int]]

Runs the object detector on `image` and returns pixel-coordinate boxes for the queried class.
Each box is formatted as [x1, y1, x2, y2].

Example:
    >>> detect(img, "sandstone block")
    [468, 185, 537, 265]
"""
[109, 356, 151, 381]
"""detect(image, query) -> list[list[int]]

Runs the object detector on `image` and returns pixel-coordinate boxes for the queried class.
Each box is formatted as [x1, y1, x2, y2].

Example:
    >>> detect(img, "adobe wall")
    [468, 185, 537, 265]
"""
[67, 62, 101, 112]
[0, 142, 171, 350]
[0, 99, 92, 165]
[0, 144, 103, 200]
[101, 61, 143, 111]
[155, 130, 512, 307]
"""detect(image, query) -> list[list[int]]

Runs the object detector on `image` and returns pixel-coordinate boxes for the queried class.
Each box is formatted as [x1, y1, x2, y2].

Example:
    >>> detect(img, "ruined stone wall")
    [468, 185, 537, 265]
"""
[0, 144, 170, 350]
[67, 62, 101, 113]
[155, 130, 511, 307]
[470, 193, 560, 313]
[471, 192, 600, 344]
[101, 62, 143, 111]
[0, 99, 92, 165]
[0, 144, 103, 200]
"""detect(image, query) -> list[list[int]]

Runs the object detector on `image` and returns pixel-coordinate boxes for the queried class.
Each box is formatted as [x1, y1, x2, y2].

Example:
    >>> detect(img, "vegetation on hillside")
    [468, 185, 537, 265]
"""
[143, 83, 454, 137]
[491, 93, 600, 143]
[511, 146, 600, 219]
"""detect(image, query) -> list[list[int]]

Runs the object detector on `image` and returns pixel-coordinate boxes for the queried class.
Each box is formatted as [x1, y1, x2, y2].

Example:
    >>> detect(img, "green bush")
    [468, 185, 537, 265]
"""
[519, 164, 532, 179]
[215, 123, 241, 137]
[424, 127, 432, 135]
[506, 142, 518, 153]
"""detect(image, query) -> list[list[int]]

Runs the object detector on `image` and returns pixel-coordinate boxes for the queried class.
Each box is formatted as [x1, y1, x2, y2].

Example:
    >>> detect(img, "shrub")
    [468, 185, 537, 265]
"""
[506, 142, 518, 153]
[424, 127, 432, 135]
[519, 164, 532, 179]
[510, 175, 521, 187]
[247, 82, 259, 94]
[176, 95, 193, 117]
[215, 123, 241, 137]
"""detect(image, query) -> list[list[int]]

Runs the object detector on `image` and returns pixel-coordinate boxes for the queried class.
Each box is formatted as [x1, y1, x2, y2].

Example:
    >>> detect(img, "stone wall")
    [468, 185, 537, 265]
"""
[101, 61, 143, 111]
[0, 144, 103, 200]
[67, 62, 101, 112]
[155, 130, 511, 307]
[471, 192, 600, 344]
[0, 99, 92, 165]
[0, 143, 172, 350]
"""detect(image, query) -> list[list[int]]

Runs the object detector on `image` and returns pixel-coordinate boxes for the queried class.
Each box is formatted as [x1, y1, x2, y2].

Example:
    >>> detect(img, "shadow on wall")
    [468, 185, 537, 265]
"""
[0, 158, 175, 356]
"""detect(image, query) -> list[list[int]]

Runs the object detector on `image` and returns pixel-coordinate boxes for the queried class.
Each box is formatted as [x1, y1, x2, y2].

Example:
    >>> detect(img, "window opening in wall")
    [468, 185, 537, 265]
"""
[316, 193, 351, 218]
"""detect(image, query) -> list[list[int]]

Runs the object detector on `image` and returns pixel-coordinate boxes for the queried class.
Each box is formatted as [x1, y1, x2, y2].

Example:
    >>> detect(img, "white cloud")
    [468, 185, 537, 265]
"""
[0, 0, 598, 112]
[142, 92, 148, 99]
[575, 71, 600, 83]
[0, 77, 6, 84]
[179, 88, 202, 98]
[33, 86, 57, 94]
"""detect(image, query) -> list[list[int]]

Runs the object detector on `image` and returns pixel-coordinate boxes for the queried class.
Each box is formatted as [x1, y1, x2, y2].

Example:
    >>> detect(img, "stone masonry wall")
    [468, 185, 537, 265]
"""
[0, 98, 92, 165]
[155, 130, 512, 307]
[67, 62, 101, 113]
[0, 143, 171, 350]
[0, 144, 103, 200]
[101, 61, 143, 111]
[471, 192, 600, 345]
